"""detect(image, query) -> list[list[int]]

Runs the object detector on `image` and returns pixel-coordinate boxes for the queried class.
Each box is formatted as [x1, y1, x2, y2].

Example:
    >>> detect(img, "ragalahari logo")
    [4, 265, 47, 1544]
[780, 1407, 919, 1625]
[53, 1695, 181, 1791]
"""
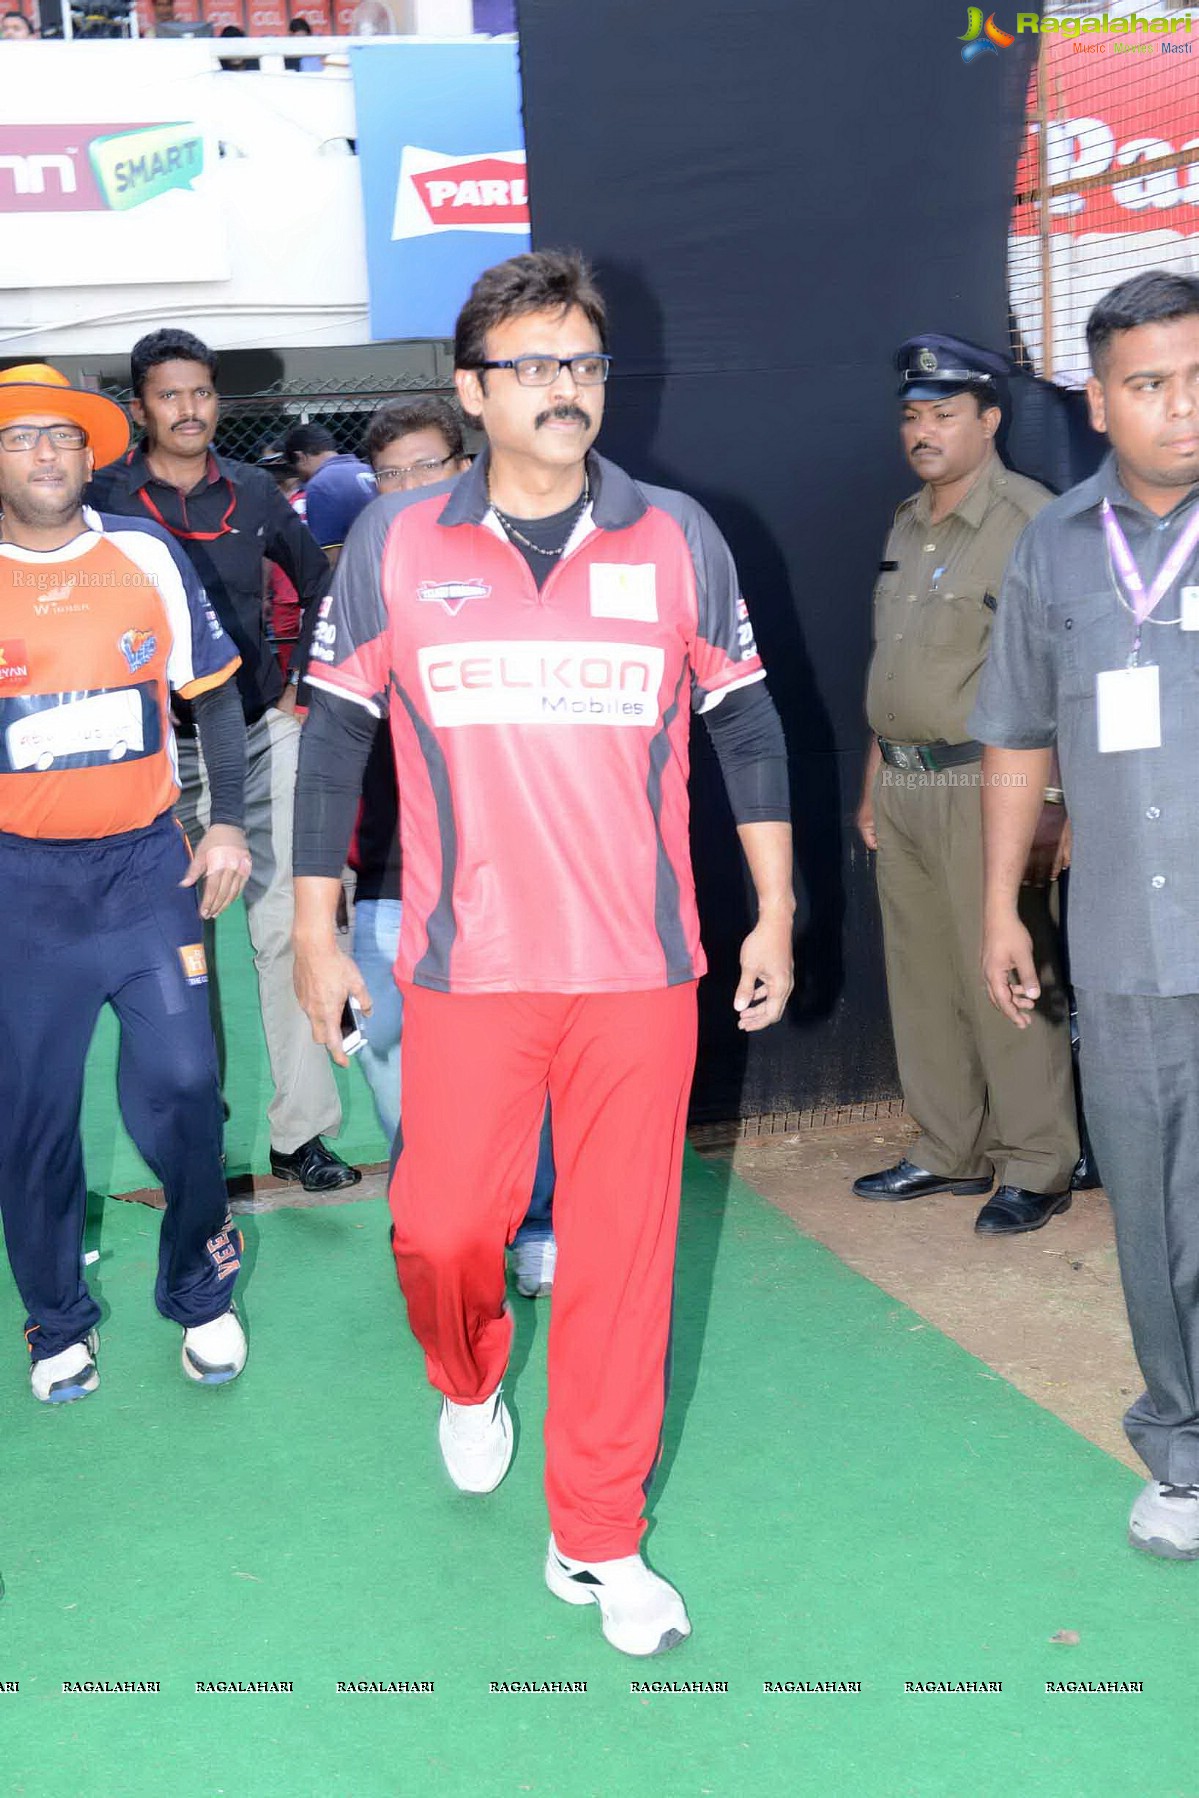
[960, 7, 1015, 60]
[391, 146, 530, 242]
[0, 123, 204, 215]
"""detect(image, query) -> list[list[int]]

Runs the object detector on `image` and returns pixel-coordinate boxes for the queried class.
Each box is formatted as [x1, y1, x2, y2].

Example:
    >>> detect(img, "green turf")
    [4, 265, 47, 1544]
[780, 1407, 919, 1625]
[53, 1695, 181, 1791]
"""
[80, 907, 389, 1192]
[1, 1154, 1194, 1798]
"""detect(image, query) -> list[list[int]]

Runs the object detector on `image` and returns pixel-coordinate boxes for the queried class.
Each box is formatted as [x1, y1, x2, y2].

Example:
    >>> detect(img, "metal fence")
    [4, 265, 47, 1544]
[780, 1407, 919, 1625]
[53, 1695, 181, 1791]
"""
[103, 368, 456, 464]
[1009, 5, 1199, 387]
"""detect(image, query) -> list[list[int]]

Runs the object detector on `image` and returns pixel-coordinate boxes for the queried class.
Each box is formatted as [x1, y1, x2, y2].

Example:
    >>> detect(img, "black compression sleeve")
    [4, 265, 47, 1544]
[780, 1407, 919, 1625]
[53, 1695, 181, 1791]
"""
[701, 679, 791, 824]
[190, 677, 247, 829]
[293, 687, 378, 878]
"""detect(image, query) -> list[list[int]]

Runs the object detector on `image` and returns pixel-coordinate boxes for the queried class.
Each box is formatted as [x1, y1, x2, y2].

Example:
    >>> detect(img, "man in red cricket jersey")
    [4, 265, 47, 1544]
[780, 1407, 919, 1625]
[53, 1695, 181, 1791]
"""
[291, 252, 794, 1656]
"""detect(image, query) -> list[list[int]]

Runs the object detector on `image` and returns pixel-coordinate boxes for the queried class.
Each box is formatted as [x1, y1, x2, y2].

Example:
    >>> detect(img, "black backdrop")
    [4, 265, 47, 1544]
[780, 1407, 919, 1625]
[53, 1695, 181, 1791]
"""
[515, 0, 1040, 1123]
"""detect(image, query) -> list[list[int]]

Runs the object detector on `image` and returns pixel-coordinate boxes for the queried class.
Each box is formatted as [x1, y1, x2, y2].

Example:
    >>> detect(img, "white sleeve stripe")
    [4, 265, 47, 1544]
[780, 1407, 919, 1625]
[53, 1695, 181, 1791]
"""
[304, 674, 383, 719]
[696, 667, 766, 714]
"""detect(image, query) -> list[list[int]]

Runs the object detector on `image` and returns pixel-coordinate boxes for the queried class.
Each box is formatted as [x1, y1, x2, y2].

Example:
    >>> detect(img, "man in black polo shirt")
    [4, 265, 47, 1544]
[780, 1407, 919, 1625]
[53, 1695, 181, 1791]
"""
[88, 329, 359, 1192]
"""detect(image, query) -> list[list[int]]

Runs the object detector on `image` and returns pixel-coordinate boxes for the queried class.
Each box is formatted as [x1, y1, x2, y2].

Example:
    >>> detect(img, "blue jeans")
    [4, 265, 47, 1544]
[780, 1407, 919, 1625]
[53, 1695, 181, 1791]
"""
[353, 897, 554, 1244]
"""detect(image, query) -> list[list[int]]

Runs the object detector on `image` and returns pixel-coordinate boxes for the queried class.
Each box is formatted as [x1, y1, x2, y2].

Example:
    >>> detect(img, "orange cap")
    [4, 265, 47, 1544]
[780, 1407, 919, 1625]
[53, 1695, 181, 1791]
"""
[0, 363, 130, 466]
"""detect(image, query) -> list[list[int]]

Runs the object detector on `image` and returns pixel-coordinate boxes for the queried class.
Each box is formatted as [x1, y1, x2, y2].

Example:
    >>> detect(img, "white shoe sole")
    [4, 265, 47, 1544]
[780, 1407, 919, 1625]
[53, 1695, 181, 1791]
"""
[1129, 1525, 1199, 1561]
[544, 1548, 692, 1656]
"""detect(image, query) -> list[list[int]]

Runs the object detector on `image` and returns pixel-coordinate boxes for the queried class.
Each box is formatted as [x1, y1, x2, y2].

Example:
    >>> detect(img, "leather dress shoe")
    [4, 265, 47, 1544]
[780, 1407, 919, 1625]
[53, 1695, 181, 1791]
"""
[269, 1136, 362, 1193]
[974, 1186, 1071, 1235]
[852, 1157, 992, 1201]
[1070, 1151, 1101, 1192]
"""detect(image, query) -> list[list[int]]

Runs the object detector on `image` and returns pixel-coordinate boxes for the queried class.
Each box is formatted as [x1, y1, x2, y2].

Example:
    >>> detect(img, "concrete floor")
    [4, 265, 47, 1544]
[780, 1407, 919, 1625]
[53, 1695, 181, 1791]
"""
[700, 1117, 1144, 1473]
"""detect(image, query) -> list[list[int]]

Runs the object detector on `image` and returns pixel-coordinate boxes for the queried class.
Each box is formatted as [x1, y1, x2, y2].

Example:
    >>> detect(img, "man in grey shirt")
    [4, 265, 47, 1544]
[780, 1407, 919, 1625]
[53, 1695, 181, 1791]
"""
[972, 270, 1199, 1561]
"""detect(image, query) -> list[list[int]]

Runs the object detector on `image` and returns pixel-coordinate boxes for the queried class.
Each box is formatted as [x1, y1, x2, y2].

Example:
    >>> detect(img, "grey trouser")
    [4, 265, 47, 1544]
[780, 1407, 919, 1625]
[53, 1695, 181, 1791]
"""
[1076, 989, 1199, 1483]
[175, 706, 341, 1155]
[874, 771, 1077, 1193]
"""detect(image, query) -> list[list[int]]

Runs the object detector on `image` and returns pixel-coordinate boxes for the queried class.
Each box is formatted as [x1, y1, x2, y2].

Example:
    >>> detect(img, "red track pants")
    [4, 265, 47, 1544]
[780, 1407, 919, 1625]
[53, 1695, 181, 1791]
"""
[390, 982, 698, 1562]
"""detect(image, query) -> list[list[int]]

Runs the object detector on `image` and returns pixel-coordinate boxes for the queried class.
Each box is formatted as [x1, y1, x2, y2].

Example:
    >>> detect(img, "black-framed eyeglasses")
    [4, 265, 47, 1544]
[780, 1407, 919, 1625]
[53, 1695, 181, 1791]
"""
[0, 423, 88, 453]
[471, 354, 612, 388]
[374, 454, 457, 487]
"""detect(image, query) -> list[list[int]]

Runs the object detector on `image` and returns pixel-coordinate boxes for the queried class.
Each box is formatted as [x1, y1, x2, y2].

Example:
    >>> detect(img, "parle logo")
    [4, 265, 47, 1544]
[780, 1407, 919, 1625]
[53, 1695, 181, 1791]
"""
[391, 147, 530, 242]
[960, 7, 1016, 58]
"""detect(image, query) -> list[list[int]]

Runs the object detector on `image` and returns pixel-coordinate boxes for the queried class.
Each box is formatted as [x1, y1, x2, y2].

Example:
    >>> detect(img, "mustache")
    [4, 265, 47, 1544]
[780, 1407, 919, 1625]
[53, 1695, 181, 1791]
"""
[910, 442, 940, 454]
[172, 418, 205, 430]
[535, 403, 590, 429]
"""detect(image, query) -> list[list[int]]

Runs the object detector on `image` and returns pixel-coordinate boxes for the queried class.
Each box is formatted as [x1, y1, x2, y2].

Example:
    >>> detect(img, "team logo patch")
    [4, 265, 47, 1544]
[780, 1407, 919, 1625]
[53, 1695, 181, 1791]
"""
[589, 564, 658, 623]
[417, 579, 491, 618]
[0, 639, 30, 691]
[118, 628, 157, 673]
[179, 942, 208, 986]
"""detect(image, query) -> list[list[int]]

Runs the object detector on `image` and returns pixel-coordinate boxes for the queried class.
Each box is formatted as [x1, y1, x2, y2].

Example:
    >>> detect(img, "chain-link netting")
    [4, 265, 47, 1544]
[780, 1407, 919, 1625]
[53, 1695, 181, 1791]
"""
[100, 370, 456, 464]
[1009, 2, 1199, 387]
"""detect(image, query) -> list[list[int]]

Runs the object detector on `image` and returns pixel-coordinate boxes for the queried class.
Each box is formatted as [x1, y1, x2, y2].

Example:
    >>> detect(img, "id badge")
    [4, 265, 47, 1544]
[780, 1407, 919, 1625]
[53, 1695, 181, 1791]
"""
[1096, 665, 1161, 754]
[1181, 586, 1199, 632]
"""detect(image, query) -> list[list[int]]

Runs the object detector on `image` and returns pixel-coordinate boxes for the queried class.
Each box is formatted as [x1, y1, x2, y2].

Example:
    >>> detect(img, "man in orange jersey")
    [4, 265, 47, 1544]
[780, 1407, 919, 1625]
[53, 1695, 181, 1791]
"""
[0, 365, 252, 1403]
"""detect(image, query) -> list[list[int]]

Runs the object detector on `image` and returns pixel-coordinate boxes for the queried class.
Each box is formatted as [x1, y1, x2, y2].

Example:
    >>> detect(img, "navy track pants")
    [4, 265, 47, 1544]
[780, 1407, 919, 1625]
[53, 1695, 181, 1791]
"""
[0, 816, 240, 1361]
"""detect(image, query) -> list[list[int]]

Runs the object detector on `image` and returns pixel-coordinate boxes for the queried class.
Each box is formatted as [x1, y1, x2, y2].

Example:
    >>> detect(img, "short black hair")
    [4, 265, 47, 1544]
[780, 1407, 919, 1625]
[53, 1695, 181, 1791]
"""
[1087, 270, 1199, 376]
[454, 249, 608, 373]
[288, 15, 312, 30]
[3, 11, 34, 24]
[282, 423, 336, 459]
[131, 329, 217, 398]
[364, 396, 466, 467]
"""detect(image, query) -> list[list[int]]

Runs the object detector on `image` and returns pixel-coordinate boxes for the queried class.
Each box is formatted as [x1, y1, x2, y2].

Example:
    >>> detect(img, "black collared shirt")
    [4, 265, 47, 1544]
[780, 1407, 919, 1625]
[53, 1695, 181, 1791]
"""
[88, 444, 330, 721]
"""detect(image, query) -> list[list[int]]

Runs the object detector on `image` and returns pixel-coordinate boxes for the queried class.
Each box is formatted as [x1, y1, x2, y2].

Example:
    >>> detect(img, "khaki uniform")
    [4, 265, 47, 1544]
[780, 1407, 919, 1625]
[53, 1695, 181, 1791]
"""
[865, 453, 1077, 1193]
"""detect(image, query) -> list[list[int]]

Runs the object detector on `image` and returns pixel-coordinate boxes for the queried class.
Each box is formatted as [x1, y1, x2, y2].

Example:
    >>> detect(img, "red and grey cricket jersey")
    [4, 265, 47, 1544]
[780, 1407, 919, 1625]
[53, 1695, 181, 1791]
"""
[306, 451, 765, 994]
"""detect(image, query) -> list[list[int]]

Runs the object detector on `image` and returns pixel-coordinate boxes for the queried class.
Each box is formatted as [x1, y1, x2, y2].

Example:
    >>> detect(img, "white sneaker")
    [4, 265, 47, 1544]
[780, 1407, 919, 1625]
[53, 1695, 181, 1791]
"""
[31, 1331, 99, 1405]
[512, 1235, 557, 1299]
[438, 1388, 513, 1493]
[545, 1535, 691, 1656]
[181, 1308, 247, 1386]
[1129, 1479, 1199, 1559]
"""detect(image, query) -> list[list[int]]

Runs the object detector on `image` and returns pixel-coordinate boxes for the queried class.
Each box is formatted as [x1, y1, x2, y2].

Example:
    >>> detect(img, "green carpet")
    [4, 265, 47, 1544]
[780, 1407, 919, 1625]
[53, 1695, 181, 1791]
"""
[80, 907, 389, 1192]
[1, 1154, 1193, 1798]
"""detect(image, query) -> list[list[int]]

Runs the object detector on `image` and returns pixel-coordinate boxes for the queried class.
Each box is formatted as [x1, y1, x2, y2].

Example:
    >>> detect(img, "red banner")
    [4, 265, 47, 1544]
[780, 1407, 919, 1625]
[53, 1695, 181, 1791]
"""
[1014, 45, 1199, 234]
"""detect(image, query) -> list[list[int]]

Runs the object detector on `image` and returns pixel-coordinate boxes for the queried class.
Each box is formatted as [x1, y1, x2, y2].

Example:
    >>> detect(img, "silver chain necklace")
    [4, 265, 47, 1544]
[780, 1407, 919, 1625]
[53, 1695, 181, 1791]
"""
[489, 470, 590, 558]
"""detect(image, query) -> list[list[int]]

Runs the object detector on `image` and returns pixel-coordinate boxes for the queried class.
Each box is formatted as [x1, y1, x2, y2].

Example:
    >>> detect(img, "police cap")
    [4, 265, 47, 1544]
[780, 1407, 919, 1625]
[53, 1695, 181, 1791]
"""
[896, 333, 1010, 402]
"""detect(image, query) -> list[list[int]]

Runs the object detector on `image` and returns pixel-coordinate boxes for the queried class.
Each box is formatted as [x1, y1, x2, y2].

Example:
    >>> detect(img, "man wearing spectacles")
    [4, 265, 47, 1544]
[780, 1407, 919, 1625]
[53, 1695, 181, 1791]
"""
[88, 329, 360, 1196]
[0, 363, 252, 1401]
[348, 395, 558, 1299]
[292, 250, 794, 1656]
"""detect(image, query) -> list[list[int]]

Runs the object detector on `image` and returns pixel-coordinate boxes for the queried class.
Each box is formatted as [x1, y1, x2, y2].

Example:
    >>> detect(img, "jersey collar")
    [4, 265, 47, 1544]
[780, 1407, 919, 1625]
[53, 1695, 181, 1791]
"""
[438, 448, 648, 533]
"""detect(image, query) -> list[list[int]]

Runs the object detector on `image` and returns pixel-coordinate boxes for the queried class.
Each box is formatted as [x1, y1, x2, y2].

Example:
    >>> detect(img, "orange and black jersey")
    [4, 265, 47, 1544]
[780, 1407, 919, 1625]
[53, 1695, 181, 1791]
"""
[0, 510, 240, 840]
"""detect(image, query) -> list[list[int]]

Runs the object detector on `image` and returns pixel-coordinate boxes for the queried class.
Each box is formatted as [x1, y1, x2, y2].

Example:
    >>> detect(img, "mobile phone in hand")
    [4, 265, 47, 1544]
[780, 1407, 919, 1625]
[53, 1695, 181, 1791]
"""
[340, 996, 366, 1056]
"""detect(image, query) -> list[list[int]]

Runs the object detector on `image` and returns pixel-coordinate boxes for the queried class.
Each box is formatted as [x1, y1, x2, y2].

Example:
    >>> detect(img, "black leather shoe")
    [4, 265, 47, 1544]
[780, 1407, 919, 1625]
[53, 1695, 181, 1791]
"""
[1070, 1152, 1101, 1192]
[974, 1186, 1071, 1235]
[852, 1157, 992, 1201]
[269, 1136, 362, 1193]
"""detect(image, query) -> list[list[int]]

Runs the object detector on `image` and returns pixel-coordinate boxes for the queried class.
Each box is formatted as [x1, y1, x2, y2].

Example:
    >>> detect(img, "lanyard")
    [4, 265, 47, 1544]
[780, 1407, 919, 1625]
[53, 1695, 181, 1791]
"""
[138, 470, 238, 542]
[1101, 498, 1199, 662]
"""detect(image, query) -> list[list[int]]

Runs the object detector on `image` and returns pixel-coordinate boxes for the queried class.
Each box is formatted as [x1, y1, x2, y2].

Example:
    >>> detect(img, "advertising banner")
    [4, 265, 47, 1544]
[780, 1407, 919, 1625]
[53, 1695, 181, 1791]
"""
[0, 45, 228, 289]
[1012, 48, 1199, 234]
[350, 39, 530, 340]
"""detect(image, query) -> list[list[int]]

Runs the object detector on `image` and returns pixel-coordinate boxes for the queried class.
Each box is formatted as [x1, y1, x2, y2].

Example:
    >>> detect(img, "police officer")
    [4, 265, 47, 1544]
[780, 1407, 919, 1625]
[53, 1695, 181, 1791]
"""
[853, 334, 1077, 1233]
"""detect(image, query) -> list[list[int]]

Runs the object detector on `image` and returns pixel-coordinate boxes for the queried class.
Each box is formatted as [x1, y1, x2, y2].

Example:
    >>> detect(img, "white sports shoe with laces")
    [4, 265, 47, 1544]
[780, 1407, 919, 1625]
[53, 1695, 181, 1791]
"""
[545, 1535, 691, 1656]
[512, 1235, 557, 1299]
[438, 1388, 514, 1493]
[181, 1308, 247, 1385]
[1129, 1479, 1199, 1559]
[31, 1331, 99, 1404]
